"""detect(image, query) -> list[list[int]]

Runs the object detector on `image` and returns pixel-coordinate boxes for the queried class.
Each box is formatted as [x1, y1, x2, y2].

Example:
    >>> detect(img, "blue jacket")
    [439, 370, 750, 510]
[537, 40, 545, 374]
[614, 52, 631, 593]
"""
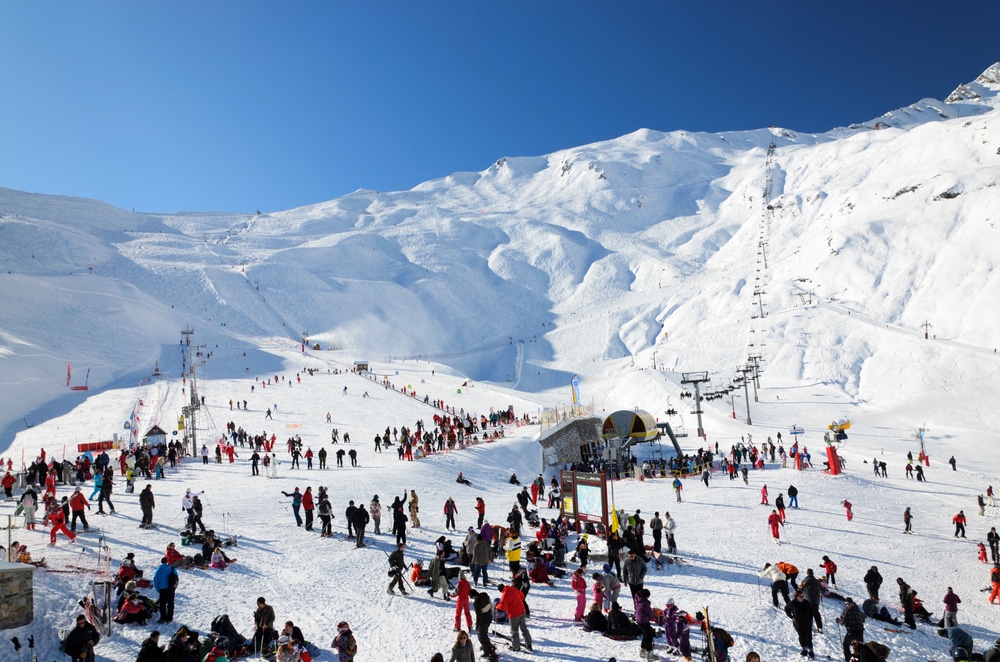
[153, 562, 177, 591]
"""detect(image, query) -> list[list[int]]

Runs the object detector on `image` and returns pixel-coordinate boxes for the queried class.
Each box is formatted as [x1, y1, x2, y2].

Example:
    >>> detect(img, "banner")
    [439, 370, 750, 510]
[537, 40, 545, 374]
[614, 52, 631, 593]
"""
[570, 374, 581, 406]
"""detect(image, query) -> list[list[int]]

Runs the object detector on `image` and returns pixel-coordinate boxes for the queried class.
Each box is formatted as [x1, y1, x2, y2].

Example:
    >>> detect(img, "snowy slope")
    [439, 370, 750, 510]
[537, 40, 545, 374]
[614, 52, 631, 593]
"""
[0, 63, 1000, 661]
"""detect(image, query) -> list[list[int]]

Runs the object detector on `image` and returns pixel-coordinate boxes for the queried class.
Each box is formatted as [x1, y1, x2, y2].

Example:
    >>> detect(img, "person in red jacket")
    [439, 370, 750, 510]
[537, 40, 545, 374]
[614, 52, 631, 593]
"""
[69, 486, 91, 533]
[821, 556, 838, 588]
[760, 484, 769, 505]
[475, 497, 486, 529]
[842, 500, 853, 522]
[767, 510, 783, 544]
[44, 468, 58, 499]
[454, 570, 472, 632]
[953, 510, 967, 538]
[47, 503, 76, 546]
[497, 583, 533, 652]
[302, 487, 315, 531]
[1, 471, 15, 499]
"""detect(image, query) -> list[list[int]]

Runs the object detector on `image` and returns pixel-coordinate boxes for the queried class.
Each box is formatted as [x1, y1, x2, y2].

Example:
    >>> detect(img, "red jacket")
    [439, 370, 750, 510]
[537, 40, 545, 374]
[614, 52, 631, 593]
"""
[1, 473, 15, 488]
[69, 492, 90, 511]
[953, 513, 967, 525]
[821, 559, 837, 575]
[165, 547, 185, 565]
[302, 491, 314, 511]
[475, 500, 486, 515]
[571, 572, 586, 594]
[497, 585, 526, 620]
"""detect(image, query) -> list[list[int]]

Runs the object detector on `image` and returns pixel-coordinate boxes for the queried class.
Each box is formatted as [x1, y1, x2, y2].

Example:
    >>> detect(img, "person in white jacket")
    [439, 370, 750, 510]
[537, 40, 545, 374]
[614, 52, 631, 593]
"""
[760, 562, 790, 608]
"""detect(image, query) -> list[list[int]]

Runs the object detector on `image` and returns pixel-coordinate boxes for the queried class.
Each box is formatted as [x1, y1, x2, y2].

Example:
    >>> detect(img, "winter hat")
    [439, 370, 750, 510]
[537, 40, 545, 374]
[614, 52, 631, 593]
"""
[602, 564, 611, 573]
[125, 581, 137, 591]
[74, 486, 81, 492]
[277, 635, 291, 645]
[337, 621, 350, 632]
[666, 598, 675, 606]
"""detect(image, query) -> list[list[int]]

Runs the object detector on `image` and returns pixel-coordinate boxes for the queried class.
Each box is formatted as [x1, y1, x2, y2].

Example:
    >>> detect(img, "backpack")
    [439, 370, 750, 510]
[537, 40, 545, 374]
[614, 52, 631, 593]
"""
[865, 641, 891, 661]
[714, 628, 734, 648]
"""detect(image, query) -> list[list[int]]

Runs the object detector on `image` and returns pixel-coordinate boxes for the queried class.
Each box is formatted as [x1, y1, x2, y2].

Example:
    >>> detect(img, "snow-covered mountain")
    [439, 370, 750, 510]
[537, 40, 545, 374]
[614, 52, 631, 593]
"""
[2, 64, 999, 449]
[1, 62, 1000, 662]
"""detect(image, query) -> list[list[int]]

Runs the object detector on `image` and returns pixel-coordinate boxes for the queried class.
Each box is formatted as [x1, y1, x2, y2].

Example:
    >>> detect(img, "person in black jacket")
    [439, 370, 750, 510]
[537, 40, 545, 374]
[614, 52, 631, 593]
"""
[585, 602, 609, 632]
[139, 485, 155, 529]
[864, 566, 883, 601]
[469, 588, 497, 660]
[391, 493, 408, 545]
[607, 601, 641, 639]
[135, 630, 166, 662]
[64, 614, 101, 662]
[352, 503, 370, 547]
[785, 591, 815, 659]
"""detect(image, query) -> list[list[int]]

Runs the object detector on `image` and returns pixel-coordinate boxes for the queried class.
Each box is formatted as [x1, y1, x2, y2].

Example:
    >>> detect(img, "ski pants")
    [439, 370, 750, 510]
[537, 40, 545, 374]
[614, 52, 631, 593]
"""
[455, 596, 472, 630]
[508, 613, 532, 652]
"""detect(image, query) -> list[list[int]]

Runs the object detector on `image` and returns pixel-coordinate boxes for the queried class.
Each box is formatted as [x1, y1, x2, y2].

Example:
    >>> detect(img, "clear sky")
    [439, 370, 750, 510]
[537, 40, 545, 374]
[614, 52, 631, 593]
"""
[1, 1, 997, 213]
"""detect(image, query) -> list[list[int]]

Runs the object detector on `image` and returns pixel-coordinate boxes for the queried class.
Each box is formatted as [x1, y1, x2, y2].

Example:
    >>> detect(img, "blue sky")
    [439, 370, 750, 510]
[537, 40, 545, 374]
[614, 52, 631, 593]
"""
[1, 1, 997, 213]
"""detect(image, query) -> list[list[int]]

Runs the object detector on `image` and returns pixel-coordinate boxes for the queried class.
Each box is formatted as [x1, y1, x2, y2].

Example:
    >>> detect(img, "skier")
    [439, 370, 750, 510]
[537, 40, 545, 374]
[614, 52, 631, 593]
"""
[949, 456, 957, 471]
[787, 484, 799, 508]
[443, 497, 458, 531]
[991, 564, 1000, 605]
[69, 486, 91, 533]
[775, 493, 786, 522]
[843, 500, 853, 522]
[954, 510, 968, 538]
[903, 507, 913, 534]
[767, 509, 783, 544]
[469, 588, 497, 661]
[281, 488, 303, 527]
[672, 476, 683, 502]
[387, 543, 408, 595]
[497, 583, 532, 652]
[761, 484, 769, 505]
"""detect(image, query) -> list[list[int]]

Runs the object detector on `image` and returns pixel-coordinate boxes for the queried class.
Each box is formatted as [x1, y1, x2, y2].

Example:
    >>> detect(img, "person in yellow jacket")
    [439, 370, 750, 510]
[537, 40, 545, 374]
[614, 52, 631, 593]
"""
[505, 531, 522, 577]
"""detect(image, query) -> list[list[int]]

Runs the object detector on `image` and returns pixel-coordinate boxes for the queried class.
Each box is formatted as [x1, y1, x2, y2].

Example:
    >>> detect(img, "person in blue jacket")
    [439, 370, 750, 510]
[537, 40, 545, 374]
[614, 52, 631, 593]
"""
[153, 556, 178, 624]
